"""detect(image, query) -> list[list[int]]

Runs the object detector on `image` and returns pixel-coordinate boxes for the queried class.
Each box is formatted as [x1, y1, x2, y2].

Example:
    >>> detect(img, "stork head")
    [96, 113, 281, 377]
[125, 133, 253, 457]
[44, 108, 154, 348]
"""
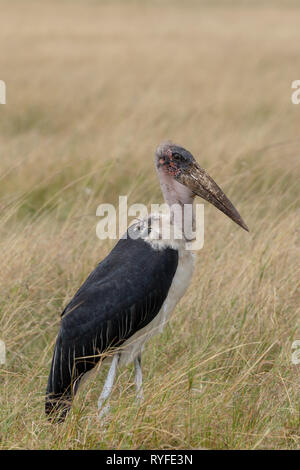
[155, 141, 249, 232]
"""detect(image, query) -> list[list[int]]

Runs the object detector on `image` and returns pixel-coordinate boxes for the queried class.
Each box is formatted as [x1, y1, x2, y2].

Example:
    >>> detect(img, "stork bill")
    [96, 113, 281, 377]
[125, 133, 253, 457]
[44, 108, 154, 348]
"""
[45, 141, 248, 422]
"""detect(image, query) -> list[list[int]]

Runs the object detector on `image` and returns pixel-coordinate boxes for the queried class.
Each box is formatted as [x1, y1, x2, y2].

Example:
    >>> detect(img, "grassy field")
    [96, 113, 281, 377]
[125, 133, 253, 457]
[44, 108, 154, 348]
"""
[0, 0, 299, 450]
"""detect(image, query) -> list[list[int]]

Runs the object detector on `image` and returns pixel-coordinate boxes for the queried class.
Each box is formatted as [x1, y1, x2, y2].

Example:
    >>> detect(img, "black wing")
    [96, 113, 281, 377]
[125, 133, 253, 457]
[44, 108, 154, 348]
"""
[45, 226, 178, 420]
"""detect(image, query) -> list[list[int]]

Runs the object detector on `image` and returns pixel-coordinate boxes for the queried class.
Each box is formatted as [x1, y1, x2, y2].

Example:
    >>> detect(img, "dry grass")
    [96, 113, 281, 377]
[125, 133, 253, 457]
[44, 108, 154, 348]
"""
[0, 0, 299, 449]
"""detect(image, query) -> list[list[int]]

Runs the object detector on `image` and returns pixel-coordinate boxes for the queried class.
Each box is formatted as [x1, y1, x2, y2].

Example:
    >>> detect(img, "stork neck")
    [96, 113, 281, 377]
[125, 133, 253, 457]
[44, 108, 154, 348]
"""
[157, 167, 195, 240]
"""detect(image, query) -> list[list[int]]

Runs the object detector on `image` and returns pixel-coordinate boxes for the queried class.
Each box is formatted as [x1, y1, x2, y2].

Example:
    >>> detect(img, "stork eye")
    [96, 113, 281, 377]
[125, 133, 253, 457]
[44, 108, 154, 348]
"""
[173, 153, 183, 161]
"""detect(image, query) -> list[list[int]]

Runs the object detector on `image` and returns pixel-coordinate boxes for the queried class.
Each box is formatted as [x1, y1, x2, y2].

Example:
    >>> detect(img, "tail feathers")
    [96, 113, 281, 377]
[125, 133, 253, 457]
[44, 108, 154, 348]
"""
[45, 336, 89, 423]
[45, 392, 72, 423]
[45, 339, 75, 423]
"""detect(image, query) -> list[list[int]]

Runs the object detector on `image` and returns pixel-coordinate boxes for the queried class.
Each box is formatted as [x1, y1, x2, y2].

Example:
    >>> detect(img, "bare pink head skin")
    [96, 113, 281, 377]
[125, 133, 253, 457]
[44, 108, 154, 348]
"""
[155, 140, 249, 232]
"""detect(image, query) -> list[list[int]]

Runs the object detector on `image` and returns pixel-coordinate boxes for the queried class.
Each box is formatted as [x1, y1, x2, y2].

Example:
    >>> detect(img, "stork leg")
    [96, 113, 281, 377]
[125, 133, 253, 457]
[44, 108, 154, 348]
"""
[97, 353, 120, 418]
[134, 353, 144, 402]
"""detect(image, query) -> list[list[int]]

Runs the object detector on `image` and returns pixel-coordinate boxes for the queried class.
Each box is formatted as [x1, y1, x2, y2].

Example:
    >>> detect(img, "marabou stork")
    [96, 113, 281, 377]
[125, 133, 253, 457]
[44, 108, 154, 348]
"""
[45, 141, 248, 422]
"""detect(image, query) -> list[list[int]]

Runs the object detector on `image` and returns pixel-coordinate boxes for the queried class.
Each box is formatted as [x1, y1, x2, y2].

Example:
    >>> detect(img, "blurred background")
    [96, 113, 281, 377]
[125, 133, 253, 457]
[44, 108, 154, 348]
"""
[0, 0, 299, 449]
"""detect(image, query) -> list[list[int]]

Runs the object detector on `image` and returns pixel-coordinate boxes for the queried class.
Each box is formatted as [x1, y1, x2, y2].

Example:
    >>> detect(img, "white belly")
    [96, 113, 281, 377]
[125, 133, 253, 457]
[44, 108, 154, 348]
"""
[119, 246, 195, 365]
